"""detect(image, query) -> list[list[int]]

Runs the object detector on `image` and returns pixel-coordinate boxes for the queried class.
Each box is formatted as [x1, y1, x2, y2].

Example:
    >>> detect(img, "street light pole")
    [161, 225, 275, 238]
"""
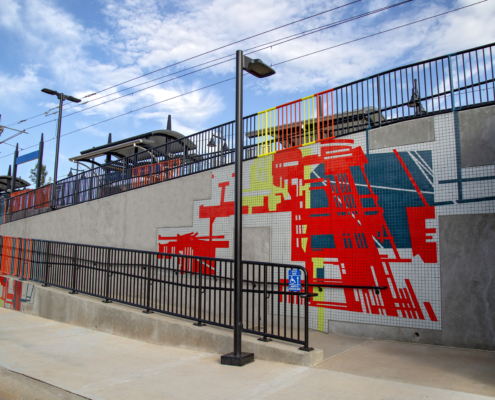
[52, 93, 64, 206]
[233, 49, 244, 360]
[41, 88, 81, 208]
[221, 50, 275, 367]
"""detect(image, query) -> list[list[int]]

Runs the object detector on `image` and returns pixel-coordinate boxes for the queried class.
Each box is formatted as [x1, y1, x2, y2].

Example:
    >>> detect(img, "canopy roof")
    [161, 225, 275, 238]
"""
[0, 176, 31, 193]
[70, 129, 196, 165]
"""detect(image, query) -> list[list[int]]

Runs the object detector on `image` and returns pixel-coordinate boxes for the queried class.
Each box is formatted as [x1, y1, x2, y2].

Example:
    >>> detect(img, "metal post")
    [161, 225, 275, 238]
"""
[75, 163, 80, 205]
[69, 244, 78, 294]
[36, 134, 44, 189]
[103, 248, 112, 303]
[377, 77, 382, 127]
[52, 94, 64, 209]
[10, 143, 18, 195]
[194, 257, 206, 326]
[299, 269, 316, 352]
[143, 253, 153, 314]
[258, 266, 271, 342]
[220, 50, 254, 366]
[42, 242, 51, 287]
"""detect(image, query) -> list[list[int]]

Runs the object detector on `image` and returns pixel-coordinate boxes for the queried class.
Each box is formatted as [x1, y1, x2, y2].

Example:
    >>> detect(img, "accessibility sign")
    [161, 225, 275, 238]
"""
[288, 269, 301, 292]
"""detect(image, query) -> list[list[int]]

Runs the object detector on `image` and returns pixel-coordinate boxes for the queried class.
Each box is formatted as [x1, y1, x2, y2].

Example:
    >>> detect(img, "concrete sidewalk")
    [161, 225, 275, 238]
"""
[0, 308, 494, 400]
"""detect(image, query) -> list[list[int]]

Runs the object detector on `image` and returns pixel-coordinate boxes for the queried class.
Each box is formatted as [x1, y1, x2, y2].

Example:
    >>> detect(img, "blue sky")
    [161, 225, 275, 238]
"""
[0, 0, 494, 183]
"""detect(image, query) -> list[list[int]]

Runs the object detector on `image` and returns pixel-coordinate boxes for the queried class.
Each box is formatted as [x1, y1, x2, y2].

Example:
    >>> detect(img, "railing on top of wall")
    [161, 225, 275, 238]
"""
[2, 42, 495, 223]
[0, 235, 315, 349]
[257, 42, 495, 155]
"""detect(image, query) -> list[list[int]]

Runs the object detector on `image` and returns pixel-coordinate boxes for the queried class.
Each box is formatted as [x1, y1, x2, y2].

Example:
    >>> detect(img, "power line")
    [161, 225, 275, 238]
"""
[7, 1, 411, 135]
[1, 0, 486, 160]
[62, 1, 411, 114]
[79, 0, 361, 96]
[5, 0, 361, 128]
[0, 77, 236, 159]
[273, 0, 488, 67]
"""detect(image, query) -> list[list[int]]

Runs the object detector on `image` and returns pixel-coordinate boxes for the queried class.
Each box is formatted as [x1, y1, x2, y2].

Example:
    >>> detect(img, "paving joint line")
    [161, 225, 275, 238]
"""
[2, 366, 92, 400]
[314, 338, 375, 366]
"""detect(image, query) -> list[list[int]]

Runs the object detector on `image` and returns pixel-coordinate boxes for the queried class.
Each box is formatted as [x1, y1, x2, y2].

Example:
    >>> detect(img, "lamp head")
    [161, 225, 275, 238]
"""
[41, 88, 58, 96]
[242, 55, 276, 79]
[207, 137, 216, 147]
[408, 79, 420, 107]
[66, 95, 81, 103]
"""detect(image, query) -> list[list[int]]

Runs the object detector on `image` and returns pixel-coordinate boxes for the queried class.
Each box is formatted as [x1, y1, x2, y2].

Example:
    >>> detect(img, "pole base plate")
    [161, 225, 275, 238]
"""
[220, 352, 254, 366]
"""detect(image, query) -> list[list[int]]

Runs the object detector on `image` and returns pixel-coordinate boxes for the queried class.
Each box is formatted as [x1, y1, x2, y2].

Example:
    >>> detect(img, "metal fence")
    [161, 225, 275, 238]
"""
[0, 235, 314, 349]
[2, 42, 494, 223]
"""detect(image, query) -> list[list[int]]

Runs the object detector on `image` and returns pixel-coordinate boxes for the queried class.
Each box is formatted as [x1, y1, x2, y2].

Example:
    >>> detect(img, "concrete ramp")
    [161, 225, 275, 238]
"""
[4, 275, 323, 367]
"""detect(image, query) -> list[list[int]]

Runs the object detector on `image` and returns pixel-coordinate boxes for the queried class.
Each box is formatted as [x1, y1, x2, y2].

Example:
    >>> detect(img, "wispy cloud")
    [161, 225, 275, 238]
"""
[0, 0, 494, 174]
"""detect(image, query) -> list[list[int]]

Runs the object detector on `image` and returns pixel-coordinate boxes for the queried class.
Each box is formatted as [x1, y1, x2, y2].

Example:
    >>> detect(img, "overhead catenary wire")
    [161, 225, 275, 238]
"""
[0, 0, 487, 160]
[5, 0, 361, 128]
[57, 0, 412, 114]
[5, 0, 413, 135]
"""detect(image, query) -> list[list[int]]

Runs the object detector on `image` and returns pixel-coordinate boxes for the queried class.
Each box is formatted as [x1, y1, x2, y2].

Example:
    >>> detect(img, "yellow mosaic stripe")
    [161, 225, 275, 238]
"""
[257, 107, 276, 157]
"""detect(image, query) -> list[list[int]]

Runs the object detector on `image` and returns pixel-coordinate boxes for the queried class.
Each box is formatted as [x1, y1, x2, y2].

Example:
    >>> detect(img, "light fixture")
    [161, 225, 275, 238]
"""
[408, 79, 425, 115]
[221, 50, 275, 368]
[41, 88, 82, 208]
[207, 137, 216, 147]
[242, 56, 276, 79]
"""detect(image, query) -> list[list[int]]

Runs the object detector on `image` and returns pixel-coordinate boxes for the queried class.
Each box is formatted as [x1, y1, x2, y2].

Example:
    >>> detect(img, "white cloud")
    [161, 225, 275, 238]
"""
[2, 0, 495, 144]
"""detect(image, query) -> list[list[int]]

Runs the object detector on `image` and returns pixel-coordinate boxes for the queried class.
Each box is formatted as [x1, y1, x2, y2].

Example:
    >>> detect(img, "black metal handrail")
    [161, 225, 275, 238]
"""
[309, 283, 387, 295]
[0, 235, 314, 350]
[2, 42, 494, 224]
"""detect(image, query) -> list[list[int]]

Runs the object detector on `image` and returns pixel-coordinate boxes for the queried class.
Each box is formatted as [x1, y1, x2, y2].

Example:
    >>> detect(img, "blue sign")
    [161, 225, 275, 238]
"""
[288, 269, 301, 292]
[16, 150, 39, 165]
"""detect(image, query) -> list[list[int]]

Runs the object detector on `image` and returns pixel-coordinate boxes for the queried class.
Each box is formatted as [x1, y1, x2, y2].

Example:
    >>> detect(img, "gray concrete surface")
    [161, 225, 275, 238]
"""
[242, 227, 270, 262]
[1, 308, 494, 400]
[439, 213, 495, 350]
[17, 278, 322, 367]
[0, 366, 88, 400]
[1, 171, 212, 252]
[327, 213, 495, 352]
[459, 104, 495, 167]
[369, 116, 435, 150]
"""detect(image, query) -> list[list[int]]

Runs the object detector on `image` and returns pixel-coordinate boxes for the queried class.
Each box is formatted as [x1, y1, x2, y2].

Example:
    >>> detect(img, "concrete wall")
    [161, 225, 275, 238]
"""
[438, 214, 495, 349]
[369, 116, 435, 150]
[459, 104, 495, 167]
[1, 171, 212, 252]
[1, 105, 494, 352]
[327, 214, 495, 351]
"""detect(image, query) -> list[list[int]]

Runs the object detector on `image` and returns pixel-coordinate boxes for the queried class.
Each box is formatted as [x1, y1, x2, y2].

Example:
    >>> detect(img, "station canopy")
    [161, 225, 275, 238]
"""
[70, 127, 196, 167]
[0, 176, 30, 193]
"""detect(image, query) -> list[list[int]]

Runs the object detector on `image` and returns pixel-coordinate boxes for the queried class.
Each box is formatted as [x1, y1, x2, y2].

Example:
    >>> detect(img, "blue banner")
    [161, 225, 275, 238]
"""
[16, 150, 39, 165]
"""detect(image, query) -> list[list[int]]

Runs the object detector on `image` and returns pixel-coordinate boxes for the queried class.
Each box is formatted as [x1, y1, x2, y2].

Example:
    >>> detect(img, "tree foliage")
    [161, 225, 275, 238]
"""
[29, 163, 48, 186]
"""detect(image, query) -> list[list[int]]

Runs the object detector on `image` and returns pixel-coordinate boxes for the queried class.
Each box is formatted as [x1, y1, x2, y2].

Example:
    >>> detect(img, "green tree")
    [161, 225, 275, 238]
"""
[29, 163, 48, 186]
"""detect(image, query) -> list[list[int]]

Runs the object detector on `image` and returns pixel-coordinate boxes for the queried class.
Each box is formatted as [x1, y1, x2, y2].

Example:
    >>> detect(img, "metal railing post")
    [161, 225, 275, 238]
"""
[448, 55, 456, 111]
[258, 265, 271, 342]
[0, 237, 3, 270]
[377, 76, 382, 127]
[299, 268, 316, 352]
[182, 139, 186, 177]
[69, 244, 78, 294]
[42, 242, 51, 287]
[143, 253, 153, 314]
[89, 171, 93, 201]
[121, 160, 126, 192]
[149, 156, 153, 185]
[194, 257, 206, 326]
[103, 248, 112, 303]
